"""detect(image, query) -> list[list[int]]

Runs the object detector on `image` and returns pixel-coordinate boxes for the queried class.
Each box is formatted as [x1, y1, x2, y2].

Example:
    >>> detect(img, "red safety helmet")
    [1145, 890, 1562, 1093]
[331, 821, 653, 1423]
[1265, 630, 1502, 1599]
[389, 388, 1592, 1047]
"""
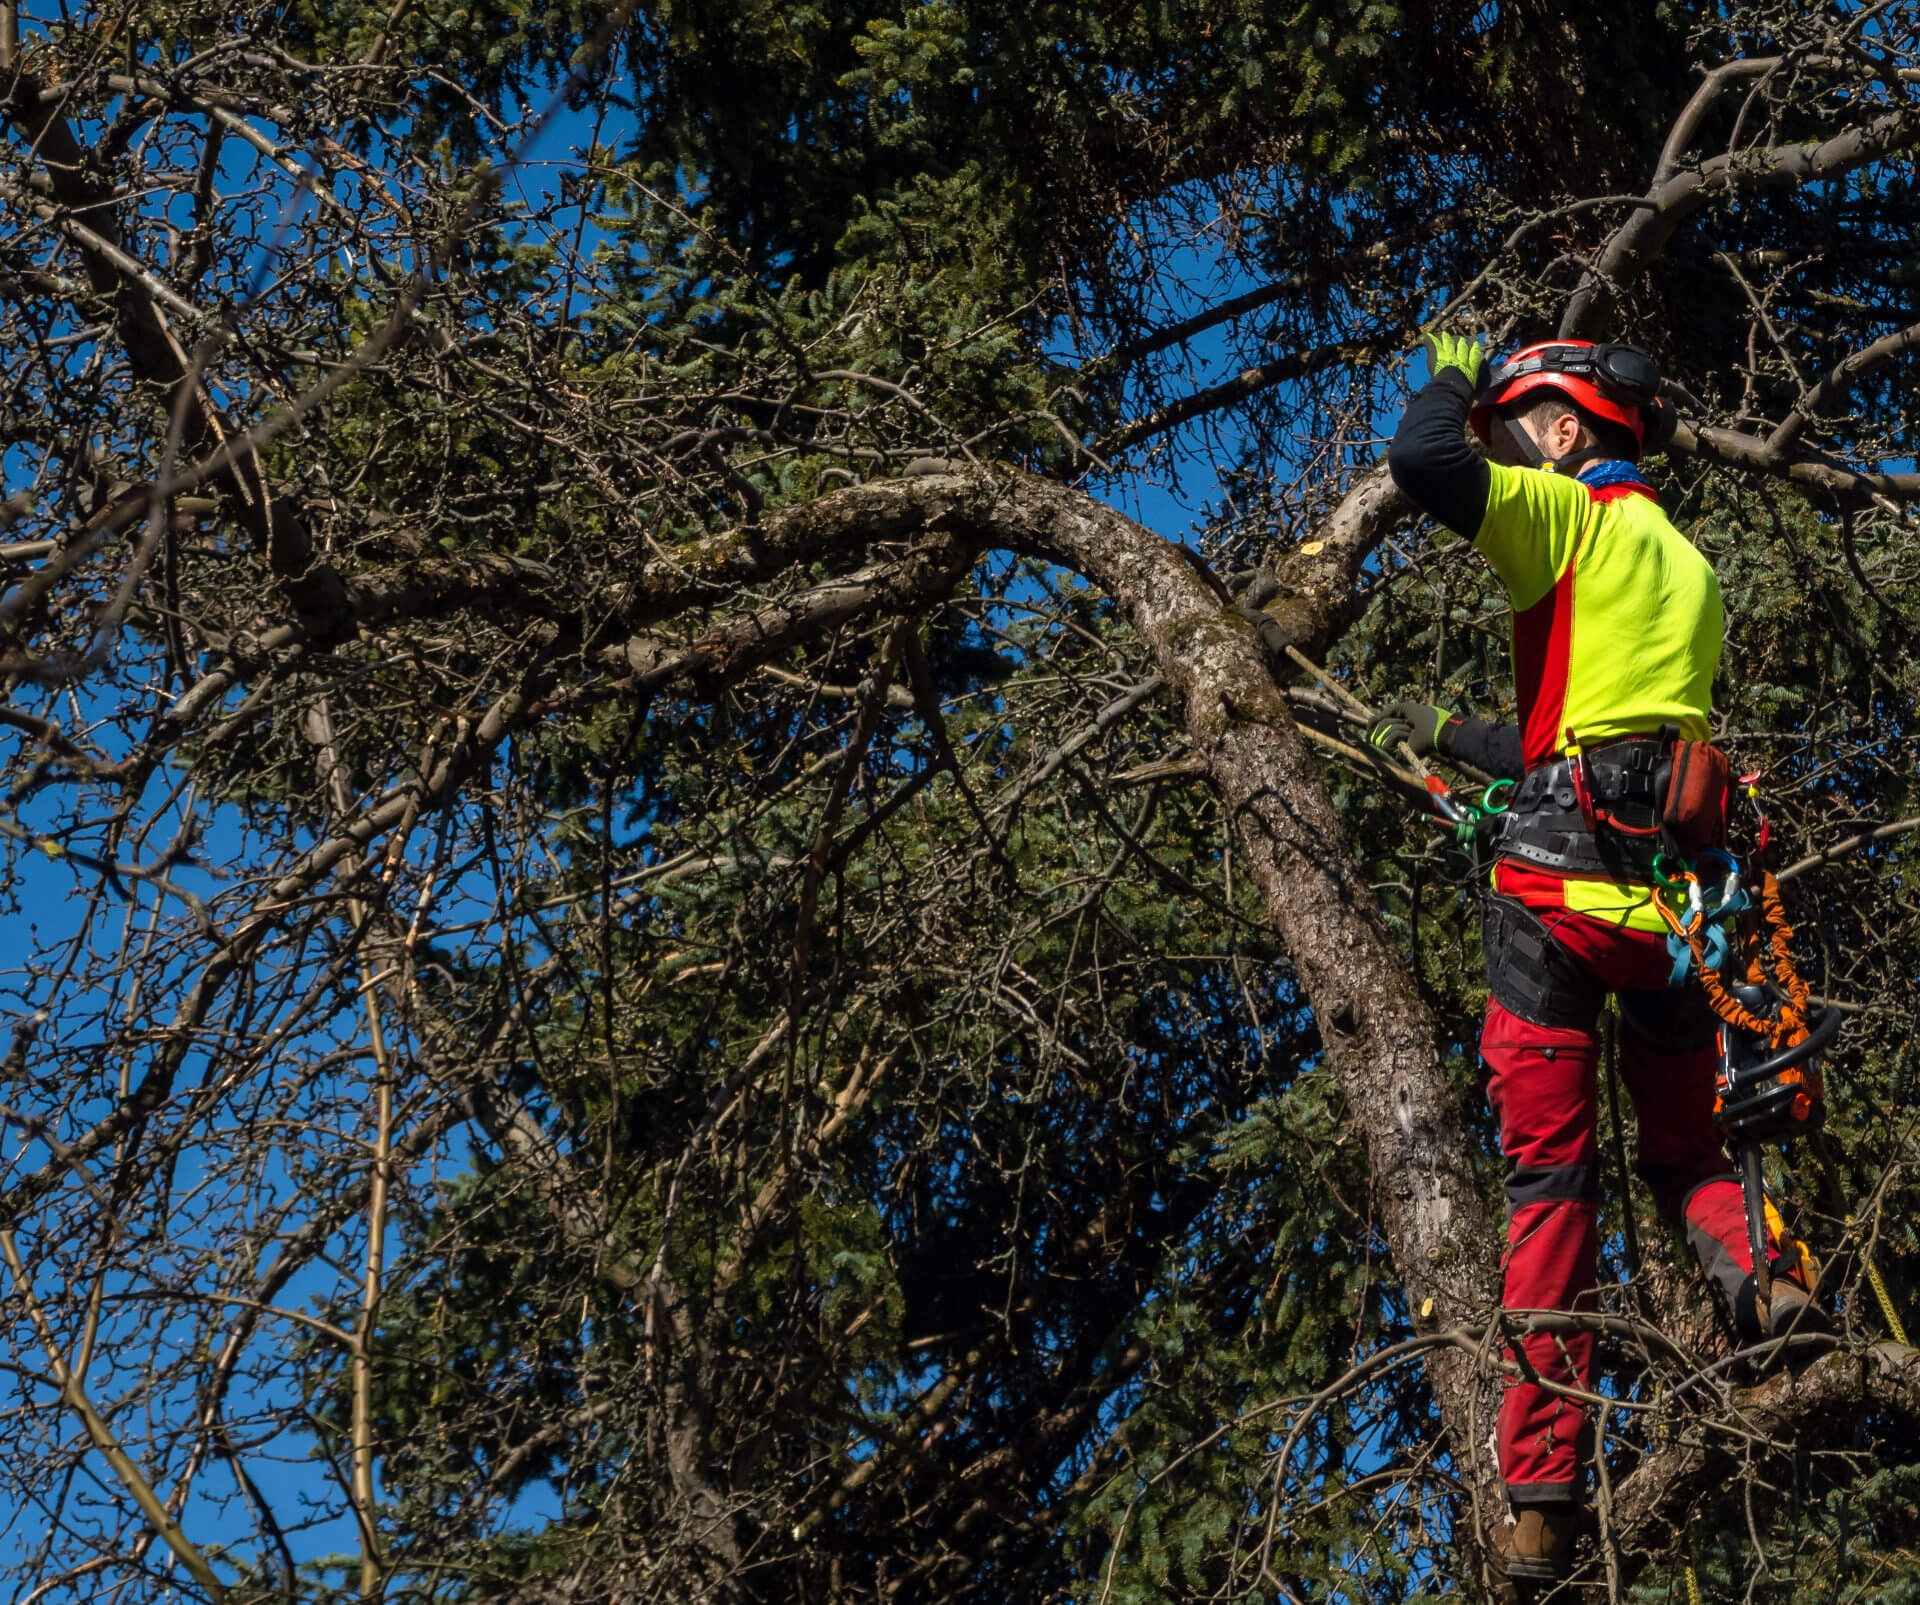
[1469, 339, 1664, 449]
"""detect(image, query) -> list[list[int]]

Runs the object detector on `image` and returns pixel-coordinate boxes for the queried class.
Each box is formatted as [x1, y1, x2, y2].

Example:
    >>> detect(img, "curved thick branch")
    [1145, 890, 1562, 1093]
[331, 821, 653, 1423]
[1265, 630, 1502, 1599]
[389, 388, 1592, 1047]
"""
[1651, 57, 1786, 187]
[1614, 1343, 1920, 1564]
[1766, 318, 1920, 456]
[1561, 105, 1920, 338]
[1668, 420, 1920, 503]
[611, 537, 977, 693]
[1267, 464, 1412, 656]
[729, 467, 1507, 1553]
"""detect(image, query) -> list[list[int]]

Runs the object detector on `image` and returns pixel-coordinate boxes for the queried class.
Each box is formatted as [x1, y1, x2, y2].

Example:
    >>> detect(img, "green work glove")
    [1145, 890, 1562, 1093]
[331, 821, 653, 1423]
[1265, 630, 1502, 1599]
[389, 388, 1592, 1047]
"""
[1366, 699, 1459, 758]
[1420, 328, 1484, 391]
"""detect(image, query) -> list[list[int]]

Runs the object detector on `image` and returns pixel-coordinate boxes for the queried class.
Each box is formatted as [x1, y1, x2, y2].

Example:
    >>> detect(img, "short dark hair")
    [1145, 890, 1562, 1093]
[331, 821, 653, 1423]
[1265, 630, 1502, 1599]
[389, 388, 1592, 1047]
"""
[1501, 388, 1642, 463]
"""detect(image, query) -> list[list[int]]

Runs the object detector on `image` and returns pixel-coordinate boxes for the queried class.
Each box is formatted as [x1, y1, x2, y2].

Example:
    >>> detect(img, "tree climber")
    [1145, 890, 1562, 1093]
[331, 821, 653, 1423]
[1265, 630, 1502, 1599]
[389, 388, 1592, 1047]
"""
[1379, 335, 1817, 1592]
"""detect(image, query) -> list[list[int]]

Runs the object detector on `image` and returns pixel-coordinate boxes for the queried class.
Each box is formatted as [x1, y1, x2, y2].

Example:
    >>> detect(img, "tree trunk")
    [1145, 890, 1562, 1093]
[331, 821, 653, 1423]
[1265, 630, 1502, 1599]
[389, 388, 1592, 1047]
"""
[998, 472, 1510, 1561]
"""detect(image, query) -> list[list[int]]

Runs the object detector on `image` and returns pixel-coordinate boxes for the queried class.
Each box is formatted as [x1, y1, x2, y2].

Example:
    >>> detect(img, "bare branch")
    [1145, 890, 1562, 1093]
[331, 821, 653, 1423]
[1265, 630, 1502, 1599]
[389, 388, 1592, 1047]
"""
[1562, 106, 1920, 338]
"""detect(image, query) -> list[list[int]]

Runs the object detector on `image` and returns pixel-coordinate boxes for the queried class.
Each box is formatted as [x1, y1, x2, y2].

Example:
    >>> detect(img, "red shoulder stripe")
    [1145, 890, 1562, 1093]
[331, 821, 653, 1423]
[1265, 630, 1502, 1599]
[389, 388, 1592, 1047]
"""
[1586, 483, 1656, 505]
[1513, 563, 1577, 767]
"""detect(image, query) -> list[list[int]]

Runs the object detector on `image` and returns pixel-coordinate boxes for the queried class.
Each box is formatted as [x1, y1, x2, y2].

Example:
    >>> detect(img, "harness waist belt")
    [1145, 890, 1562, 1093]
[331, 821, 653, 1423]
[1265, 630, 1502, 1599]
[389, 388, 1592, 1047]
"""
[1494, 736, 1669, 881]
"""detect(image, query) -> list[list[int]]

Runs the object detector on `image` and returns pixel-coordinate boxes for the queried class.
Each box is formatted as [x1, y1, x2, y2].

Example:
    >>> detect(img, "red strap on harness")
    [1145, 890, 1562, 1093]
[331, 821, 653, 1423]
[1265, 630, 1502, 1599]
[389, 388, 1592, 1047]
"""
[1564, 725, 1667, 838]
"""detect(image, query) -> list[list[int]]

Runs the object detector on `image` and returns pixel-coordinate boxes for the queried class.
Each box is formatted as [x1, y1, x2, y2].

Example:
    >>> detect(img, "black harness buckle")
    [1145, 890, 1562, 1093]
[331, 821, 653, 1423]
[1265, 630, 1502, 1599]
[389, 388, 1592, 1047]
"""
[1494, 736, 1671, 879]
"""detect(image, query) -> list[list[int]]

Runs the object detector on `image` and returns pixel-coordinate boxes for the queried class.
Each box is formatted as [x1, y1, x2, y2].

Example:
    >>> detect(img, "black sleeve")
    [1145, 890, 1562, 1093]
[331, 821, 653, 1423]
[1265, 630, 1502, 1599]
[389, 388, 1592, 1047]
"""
[1386, 368, 1490, 539]
[1449, 716, 1525, 781]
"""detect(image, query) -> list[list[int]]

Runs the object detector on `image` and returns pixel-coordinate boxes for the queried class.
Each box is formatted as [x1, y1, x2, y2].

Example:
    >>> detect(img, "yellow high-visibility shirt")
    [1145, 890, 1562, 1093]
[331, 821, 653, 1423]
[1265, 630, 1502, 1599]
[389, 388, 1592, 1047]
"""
[1475, 461, 1723, 932]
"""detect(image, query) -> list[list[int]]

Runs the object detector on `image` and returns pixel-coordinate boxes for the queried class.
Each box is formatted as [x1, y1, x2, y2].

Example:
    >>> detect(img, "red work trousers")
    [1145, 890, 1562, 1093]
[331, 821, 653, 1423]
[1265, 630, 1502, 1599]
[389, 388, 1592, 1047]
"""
[1481, 902, 1768, 1509]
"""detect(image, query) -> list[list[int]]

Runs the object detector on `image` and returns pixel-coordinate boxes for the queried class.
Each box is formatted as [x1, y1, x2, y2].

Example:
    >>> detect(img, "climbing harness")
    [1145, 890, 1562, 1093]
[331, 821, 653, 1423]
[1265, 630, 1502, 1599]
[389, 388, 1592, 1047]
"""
[1424, 727, 1847, 1332]
[1286, 656, 1911, 1349]
[1491, 735, 1668, 881]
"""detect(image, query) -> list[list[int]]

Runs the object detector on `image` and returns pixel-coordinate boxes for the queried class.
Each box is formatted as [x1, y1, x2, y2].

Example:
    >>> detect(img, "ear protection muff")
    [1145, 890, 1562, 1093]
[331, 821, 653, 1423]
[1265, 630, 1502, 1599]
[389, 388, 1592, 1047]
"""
[1588, 343, 1663, 410]
[1472, 340, 1666, 452]
[1640, 394, 1679, 455]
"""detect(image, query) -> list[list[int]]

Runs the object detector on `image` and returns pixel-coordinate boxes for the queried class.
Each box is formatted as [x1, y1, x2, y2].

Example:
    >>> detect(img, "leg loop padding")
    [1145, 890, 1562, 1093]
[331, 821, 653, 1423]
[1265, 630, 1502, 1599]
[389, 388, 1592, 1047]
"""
[1482, 896, 1606, 1031]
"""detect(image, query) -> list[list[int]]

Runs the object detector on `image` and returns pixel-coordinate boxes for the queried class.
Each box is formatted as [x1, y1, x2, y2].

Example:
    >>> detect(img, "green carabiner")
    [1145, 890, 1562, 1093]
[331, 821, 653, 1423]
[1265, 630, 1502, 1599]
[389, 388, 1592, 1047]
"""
[1451, 780, 1512, 848]
[1650, 850, 1689, 896]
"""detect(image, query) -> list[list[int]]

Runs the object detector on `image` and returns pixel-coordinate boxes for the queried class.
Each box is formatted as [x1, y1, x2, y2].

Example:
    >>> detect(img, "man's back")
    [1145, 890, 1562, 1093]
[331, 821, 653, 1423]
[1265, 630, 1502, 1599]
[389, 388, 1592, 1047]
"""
[1386, 345, 1725, 929]
[1472, 458, 1722, 768]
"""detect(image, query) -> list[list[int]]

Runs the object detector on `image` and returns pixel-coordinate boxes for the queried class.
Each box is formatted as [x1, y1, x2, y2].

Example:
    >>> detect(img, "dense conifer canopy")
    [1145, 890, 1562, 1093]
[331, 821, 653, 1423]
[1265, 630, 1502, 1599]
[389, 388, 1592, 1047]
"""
[0, 1, 1917, 1600]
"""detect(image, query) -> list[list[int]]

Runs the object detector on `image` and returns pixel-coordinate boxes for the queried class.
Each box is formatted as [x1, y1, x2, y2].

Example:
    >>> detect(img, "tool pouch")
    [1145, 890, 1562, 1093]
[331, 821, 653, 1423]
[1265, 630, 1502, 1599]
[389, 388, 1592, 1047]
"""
[1658, 737, 1730, 854]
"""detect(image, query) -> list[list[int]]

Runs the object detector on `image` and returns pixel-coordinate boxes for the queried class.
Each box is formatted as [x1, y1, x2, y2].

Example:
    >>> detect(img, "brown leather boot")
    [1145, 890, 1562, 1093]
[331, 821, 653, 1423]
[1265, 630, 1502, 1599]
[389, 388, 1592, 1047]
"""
[1766, 1273, 1822, 1336]
[1500, 1504, 1587, 1591]
[1736, 1253, 1830, 1344]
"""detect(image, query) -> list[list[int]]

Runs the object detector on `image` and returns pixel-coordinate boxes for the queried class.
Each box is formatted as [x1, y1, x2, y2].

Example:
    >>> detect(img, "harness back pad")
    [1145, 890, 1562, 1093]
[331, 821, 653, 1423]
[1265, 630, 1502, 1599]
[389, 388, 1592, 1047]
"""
[1493, 739, 1667, 880]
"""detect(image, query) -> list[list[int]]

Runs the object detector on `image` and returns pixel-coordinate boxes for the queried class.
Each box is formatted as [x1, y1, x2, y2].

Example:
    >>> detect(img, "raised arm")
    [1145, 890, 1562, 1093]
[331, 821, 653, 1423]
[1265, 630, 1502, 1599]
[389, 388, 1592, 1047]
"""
[1387, 341, 1490, 540]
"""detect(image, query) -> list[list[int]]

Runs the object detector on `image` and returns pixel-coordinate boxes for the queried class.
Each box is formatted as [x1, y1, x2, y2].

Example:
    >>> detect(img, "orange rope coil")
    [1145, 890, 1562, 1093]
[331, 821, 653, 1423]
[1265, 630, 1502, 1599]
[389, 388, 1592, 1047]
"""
[1654, 867, 1813, 1054]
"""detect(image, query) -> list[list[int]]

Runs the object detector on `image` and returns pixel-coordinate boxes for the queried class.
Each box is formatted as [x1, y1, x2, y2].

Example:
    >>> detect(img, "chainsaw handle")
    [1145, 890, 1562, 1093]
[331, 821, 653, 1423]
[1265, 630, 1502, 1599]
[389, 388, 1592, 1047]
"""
[1741, 1004, 1843, 1081]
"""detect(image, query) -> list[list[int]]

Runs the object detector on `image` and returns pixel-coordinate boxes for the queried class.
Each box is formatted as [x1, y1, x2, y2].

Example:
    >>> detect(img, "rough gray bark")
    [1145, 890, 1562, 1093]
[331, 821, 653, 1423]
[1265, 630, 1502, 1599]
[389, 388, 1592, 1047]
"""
[1002, 472, 1512, 1561]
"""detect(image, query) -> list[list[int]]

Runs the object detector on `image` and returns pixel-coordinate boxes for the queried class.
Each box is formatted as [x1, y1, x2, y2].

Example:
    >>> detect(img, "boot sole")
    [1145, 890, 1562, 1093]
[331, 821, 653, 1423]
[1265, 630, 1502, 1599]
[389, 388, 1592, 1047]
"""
[1504, 1557, 1569, 1582]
